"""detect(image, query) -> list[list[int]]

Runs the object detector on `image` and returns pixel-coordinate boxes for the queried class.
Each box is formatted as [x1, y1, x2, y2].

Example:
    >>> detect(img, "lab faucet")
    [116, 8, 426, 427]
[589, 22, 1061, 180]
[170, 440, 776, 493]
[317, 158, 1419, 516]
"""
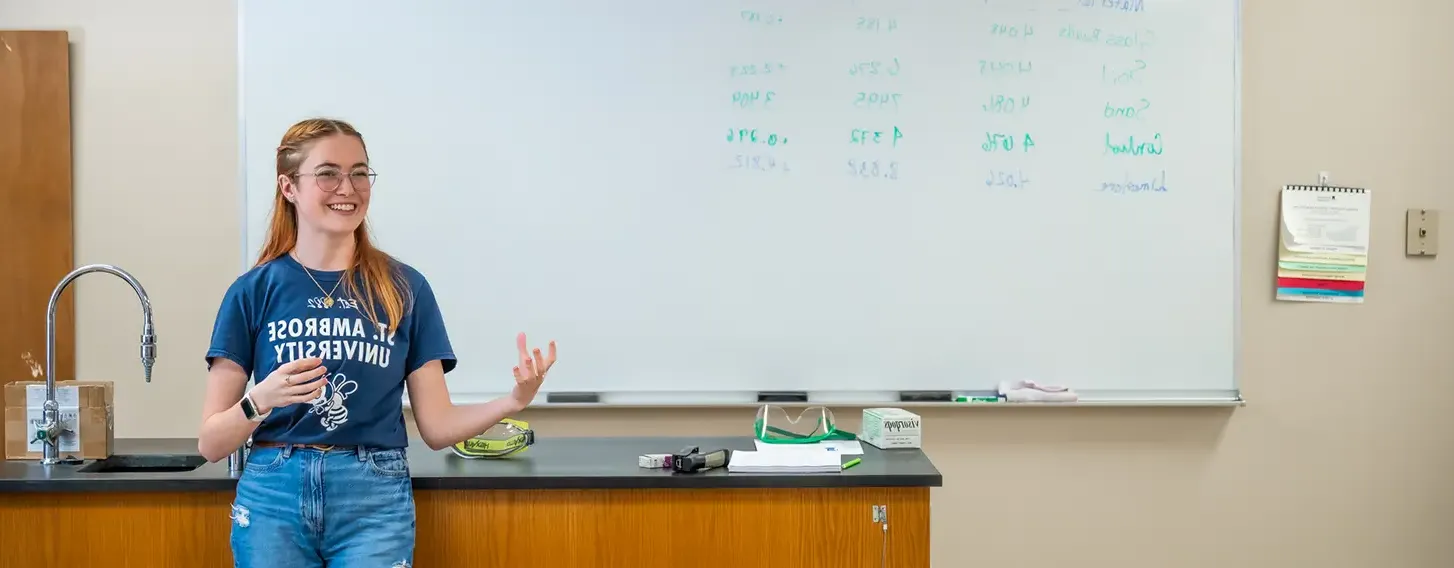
[33, 264, 156, 466]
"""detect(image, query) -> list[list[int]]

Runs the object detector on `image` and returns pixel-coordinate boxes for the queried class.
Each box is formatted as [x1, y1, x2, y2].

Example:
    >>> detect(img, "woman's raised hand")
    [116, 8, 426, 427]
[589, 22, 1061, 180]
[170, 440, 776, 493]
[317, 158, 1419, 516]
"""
[509, 333, 556, 408]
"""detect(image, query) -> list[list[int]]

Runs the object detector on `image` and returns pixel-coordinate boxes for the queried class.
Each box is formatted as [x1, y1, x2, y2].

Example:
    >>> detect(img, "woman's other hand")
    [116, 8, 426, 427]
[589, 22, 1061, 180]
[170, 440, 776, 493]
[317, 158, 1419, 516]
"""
[251, 357, 328, 414]
[509, 332, 556, 409]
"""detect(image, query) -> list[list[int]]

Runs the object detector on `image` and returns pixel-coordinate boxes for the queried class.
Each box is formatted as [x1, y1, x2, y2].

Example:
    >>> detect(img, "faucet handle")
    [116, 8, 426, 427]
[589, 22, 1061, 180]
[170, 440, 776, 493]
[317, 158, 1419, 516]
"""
[30, 423, 58, 444]
[29, 415, 73, 442]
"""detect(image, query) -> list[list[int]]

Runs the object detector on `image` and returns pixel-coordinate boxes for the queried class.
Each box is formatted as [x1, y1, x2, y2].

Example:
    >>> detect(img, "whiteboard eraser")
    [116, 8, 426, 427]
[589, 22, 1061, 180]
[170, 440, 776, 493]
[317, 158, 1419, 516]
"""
[639, 454, 671, 468]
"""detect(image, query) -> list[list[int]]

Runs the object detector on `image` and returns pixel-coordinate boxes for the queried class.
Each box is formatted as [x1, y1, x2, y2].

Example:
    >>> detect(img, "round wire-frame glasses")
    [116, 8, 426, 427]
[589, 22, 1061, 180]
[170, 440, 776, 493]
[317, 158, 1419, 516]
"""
[297, 168, 377, 193]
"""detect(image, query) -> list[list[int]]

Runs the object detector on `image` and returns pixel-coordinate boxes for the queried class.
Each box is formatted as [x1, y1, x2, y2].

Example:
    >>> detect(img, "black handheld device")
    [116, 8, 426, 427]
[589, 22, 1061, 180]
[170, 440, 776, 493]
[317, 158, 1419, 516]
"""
[671, 445, 733, 473]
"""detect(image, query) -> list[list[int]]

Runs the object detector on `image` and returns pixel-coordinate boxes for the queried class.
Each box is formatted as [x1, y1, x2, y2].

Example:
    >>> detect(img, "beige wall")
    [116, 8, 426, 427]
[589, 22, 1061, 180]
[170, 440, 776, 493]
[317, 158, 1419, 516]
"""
[9, 1, 1454, 566]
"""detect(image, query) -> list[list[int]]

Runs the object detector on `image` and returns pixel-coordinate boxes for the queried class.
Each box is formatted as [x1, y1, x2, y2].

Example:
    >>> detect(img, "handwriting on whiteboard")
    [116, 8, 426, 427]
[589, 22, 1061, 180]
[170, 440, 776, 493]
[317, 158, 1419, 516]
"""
[719, 4, 1166, 190]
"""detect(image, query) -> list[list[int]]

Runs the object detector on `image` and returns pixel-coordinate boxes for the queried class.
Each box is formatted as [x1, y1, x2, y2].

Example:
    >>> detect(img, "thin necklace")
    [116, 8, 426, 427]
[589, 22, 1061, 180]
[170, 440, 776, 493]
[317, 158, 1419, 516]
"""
[292, 251, 344, 308]
[288, 251, 360, 412]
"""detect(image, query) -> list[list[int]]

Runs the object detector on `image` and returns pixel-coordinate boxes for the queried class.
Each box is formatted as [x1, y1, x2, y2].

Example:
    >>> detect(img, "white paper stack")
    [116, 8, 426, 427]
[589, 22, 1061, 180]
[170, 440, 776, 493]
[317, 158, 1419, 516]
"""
[753, 439, 863, 455]
[727, 448, 842, 474]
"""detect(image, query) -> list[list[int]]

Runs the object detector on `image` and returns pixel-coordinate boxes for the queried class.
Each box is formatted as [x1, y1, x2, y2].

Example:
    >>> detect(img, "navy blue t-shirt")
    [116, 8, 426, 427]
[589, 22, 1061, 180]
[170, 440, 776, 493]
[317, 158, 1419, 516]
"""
[205, 254, 456, 449]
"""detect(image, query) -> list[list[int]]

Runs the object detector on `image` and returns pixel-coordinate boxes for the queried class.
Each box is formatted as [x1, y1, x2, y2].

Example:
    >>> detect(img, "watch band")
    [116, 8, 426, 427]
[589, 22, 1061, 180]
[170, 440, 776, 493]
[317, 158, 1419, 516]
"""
[241, 393, 270, 422]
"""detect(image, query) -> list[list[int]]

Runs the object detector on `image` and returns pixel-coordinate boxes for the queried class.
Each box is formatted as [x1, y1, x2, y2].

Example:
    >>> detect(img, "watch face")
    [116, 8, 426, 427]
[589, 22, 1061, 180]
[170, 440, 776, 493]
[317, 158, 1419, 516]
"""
[241, 396, 258, 420]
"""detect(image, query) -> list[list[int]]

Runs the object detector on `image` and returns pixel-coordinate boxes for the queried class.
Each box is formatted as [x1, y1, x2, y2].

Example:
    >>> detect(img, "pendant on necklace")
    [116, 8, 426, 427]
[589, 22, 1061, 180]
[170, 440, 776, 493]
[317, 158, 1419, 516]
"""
[323, 296, 335, 309]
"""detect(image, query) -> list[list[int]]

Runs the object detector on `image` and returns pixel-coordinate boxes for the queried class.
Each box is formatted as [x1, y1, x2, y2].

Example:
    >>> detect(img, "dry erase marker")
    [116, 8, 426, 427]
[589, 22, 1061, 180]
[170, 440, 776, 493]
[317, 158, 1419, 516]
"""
[841, 458, 862, 470]
[955, 396, 1001, 403]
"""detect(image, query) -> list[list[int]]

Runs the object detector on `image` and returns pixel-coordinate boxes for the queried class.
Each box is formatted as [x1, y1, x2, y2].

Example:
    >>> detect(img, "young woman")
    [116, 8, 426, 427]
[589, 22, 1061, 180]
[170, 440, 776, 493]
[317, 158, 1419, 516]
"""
[197, 117, 557, 567]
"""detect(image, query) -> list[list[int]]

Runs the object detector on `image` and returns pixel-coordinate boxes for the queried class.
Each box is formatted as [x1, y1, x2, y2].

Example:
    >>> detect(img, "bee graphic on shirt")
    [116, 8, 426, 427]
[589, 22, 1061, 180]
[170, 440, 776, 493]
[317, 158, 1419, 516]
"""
[308, 371, 359, 431]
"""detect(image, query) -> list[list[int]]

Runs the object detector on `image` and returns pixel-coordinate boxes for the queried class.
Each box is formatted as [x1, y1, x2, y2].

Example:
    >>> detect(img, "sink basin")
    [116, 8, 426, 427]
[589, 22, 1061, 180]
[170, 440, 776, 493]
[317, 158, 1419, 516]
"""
[77, 454, 206, 473]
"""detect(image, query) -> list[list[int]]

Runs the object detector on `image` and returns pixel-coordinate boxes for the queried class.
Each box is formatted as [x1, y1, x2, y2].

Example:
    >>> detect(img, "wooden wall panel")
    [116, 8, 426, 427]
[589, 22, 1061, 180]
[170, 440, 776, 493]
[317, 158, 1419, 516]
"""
[0, 30, 75, 449]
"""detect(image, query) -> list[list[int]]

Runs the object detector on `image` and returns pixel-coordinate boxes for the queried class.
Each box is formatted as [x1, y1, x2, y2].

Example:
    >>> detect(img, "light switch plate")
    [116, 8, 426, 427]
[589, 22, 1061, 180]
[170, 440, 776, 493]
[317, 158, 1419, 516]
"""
[1406, 209, 1439, 256]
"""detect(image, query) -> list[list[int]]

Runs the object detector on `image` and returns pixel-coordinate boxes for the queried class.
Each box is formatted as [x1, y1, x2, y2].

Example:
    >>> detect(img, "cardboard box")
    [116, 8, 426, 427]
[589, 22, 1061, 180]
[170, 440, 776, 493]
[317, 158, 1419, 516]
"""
[859, 407, 922, 450]
[4, 380, 115, 460]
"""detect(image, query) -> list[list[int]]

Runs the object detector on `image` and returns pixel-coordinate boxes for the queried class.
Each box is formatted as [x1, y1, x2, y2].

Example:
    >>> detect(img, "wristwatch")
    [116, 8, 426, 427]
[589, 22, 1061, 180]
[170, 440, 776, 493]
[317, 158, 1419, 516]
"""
[240, 393, 270, 422]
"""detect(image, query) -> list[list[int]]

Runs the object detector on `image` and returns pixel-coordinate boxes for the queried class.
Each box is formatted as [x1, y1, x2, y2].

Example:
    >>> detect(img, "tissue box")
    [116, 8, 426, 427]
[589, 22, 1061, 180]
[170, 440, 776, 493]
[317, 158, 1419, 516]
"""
[859, 407, 921, 449]
[4, 381, 115, 460]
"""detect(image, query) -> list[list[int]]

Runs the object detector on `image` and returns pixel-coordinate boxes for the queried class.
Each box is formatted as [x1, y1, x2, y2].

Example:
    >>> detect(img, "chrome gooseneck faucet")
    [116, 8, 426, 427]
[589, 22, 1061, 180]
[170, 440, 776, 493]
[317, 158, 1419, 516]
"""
[34, 264, 156, 466]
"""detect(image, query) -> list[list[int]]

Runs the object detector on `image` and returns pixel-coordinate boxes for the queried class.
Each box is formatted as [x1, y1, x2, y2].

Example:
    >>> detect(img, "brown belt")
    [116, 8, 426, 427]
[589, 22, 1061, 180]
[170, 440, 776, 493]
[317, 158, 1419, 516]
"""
[252, 441, 348, 451]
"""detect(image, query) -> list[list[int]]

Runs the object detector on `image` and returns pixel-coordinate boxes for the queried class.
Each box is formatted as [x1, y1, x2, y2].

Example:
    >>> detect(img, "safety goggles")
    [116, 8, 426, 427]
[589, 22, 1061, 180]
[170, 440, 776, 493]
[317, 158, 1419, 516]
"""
[754, 405, 857, 445]
[450, 418, 535, 459]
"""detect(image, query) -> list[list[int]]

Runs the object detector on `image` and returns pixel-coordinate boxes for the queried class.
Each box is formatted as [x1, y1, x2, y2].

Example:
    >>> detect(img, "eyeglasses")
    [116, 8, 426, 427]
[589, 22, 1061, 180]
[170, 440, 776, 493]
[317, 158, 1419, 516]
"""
[297, 168, 377, 193]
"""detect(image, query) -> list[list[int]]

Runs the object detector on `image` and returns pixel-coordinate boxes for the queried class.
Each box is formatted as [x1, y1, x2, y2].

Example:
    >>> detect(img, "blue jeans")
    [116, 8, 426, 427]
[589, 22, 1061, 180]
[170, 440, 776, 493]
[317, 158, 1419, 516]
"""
[229, 444, 416, 568]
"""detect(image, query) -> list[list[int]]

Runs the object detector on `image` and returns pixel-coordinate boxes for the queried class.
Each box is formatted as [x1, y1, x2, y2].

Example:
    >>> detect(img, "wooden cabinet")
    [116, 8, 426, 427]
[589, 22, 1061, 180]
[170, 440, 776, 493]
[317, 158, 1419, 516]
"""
[0, 486, 931, 567]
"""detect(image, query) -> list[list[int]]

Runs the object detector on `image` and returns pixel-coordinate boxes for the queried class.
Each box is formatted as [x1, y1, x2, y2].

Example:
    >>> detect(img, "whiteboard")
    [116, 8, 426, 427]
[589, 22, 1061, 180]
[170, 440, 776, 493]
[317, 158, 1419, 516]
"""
[239, 0, 1242, 406]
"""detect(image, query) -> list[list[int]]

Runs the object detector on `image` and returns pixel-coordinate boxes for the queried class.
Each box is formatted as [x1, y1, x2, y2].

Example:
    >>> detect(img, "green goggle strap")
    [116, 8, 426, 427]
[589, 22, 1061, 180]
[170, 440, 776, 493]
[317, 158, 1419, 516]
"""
[753, 416, 857, 444]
